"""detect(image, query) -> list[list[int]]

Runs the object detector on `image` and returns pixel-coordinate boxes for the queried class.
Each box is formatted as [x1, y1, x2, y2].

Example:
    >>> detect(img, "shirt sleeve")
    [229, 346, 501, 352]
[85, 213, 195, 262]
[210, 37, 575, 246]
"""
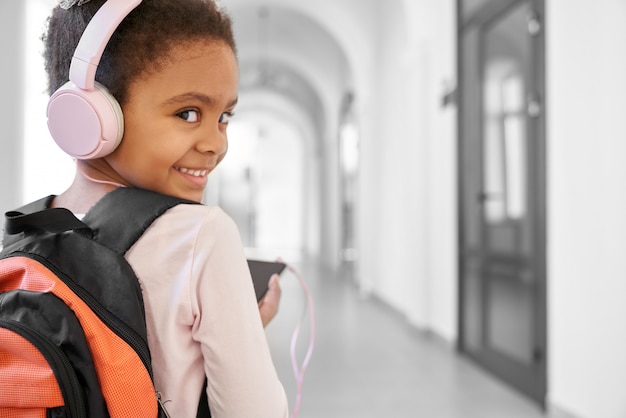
[126, 204, 288, 418]
[189, 208, 289, 418]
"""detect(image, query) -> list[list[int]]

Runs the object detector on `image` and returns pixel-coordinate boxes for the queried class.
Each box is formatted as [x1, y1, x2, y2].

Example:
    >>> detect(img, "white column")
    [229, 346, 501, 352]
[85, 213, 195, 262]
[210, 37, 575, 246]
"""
[547, 0, 626, 417]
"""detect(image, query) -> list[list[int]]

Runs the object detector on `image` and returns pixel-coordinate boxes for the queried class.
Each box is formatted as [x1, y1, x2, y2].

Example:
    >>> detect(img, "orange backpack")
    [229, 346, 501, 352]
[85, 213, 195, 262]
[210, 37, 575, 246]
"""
[0, 188, 191, 417]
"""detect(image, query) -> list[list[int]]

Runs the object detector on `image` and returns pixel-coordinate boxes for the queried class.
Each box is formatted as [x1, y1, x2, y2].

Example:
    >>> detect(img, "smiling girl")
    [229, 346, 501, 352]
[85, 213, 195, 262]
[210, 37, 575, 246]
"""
[41, 0, 288, 416]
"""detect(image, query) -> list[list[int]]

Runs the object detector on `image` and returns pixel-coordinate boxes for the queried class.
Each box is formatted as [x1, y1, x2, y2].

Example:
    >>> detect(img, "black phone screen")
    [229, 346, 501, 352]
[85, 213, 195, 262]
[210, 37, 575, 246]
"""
[247, 259, 287, 301]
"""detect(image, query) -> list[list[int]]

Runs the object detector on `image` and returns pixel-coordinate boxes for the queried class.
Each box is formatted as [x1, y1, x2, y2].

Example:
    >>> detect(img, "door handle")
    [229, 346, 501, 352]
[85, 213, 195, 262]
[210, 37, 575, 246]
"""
[527, 12, 541, 36]
[527, 93, 542, 118]
[477, 192, 501, 204]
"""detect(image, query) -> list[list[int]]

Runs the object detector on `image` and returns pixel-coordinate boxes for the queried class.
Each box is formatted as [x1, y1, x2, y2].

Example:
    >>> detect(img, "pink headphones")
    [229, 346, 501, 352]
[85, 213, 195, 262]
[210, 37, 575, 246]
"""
[47, 0, 142, 160]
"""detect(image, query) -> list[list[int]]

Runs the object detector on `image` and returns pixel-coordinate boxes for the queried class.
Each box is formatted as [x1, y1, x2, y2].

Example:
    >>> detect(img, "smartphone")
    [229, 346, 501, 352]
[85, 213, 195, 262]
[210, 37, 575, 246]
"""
[247, 259, 287, 301]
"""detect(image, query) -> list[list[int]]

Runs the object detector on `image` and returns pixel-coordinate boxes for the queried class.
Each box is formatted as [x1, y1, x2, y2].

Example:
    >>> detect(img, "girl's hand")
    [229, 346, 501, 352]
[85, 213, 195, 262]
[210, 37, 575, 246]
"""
[259, 274, 281, 327]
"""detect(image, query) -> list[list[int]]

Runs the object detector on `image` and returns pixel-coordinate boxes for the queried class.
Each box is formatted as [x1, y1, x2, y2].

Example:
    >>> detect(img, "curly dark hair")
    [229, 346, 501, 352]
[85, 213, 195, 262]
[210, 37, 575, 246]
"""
[43, 0, 236, 105]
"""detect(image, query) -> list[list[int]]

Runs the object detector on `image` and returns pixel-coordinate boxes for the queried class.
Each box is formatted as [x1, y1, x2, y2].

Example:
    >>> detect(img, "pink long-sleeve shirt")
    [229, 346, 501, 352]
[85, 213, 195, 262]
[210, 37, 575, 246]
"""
[125, 203, 288, 418]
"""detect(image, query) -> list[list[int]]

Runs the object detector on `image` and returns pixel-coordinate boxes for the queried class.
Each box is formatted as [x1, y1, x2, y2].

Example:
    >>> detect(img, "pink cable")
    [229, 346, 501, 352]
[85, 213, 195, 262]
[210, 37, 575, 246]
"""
[77, 161, 127, 188]
[285, 263, 315, 418]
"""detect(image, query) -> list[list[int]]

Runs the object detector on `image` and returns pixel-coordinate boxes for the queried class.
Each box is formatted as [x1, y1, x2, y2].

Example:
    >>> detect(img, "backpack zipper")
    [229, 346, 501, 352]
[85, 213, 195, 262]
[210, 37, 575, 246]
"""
[157, 392, 172, 418]
[0, 318, 87, 417]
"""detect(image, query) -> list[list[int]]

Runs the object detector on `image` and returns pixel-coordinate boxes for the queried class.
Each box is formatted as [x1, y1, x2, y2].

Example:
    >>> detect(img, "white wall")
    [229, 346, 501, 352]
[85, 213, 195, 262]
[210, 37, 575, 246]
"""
[357, 0, 457, 341]
[22, 0, 75, 203]
[0, 2, 24, 217]
[547, 1, 626, 417]
[415, 0, 458, 342]
[3, 0, 74, 214]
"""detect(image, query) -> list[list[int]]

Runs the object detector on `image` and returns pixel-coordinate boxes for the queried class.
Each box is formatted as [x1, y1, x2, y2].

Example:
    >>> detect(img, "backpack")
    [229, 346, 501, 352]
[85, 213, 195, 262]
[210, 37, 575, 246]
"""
[0, 187, 194, 417]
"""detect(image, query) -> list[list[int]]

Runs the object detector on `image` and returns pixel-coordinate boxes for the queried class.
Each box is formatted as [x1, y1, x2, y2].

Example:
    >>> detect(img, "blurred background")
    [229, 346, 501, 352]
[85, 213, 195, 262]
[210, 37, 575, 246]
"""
[1, 1, 625, 417]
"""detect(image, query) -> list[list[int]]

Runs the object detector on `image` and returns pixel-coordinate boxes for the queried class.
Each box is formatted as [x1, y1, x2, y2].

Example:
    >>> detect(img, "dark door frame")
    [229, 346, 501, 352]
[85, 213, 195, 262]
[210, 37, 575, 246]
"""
[456, 0, 547, 407]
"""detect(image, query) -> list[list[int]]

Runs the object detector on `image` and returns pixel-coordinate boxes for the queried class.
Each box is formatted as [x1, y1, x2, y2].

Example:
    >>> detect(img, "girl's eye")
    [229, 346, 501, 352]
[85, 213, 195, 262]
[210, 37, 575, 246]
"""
[219, 112, 234, 124]
[177, 109, 199, 123]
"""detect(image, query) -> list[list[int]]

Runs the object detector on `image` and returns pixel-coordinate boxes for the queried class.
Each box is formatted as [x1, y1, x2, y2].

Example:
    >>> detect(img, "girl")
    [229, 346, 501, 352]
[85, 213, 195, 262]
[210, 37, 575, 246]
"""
[42, 0, 288, 416]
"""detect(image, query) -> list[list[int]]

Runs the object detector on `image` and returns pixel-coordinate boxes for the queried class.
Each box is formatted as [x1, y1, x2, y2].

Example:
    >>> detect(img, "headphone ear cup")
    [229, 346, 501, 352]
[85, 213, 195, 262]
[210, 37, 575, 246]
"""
[47, 81, 124, 160]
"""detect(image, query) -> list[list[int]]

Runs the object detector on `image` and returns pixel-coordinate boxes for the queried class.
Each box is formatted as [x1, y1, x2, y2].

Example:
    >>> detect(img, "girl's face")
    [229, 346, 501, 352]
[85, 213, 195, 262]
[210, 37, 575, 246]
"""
[106, 39, 238, 202]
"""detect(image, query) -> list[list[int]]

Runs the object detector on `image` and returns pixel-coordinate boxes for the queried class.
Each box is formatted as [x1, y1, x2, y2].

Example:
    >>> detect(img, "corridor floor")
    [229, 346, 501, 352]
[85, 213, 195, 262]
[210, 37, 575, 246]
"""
[264, 261, 570, 418]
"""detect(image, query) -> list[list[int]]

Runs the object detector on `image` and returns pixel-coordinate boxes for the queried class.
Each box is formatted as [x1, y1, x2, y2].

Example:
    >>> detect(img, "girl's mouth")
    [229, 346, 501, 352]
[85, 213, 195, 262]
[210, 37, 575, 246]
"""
[174, 166, 209, 177]
[174, 166, 210, 187]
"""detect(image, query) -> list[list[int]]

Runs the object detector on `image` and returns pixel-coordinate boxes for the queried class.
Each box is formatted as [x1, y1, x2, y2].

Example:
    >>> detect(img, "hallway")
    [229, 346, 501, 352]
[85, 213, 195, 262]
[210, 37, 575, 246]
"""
[1, 1, 625, 417]
[265, 261, 565, 418]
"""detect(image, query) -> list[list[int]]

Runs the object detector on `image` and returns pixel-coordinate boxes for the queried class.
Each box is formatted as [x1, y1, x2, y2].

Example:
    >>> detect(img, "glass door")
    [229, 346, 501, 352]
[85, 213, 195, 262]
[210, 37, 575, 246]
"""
[458, 0, 547, 406]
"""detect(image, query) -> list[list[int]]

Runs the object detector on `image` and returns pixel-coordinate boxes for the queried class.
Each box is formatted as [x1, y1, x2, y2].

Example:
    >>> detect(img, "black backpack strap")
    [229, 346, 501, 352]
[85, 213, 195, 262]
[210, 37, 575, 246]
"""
[5, 208, 89, 235]
[82, 188, 196, 254]
[12, 195, 55, 215]
[2, 195, 87, 248]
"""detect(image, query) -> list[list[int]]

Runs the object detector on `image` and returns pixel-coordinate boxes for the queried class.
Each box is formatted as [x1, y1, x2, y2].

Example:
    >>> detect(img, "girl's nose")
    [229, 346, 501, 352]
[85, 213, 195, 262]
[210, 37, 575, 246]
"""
[197, 126, 228, 157]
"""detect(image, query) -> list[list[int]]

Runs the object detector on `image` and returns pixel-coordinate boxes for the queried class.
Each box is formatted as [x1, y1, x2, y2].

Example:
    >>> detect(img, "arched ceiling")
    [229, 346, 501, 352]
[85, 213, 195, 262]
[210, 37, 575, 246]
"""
[223, 3, 348, 133]
[219, 0, 409, 136]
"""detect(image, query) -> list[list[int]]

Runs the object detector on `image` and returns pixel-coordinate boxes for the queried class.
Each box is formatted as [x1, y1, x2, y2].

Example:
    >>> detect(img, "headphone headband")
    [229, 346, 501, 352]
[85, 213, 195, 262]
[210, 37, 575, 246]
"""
[70, 0, 142, 90]
[47, 0, 143, 159]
